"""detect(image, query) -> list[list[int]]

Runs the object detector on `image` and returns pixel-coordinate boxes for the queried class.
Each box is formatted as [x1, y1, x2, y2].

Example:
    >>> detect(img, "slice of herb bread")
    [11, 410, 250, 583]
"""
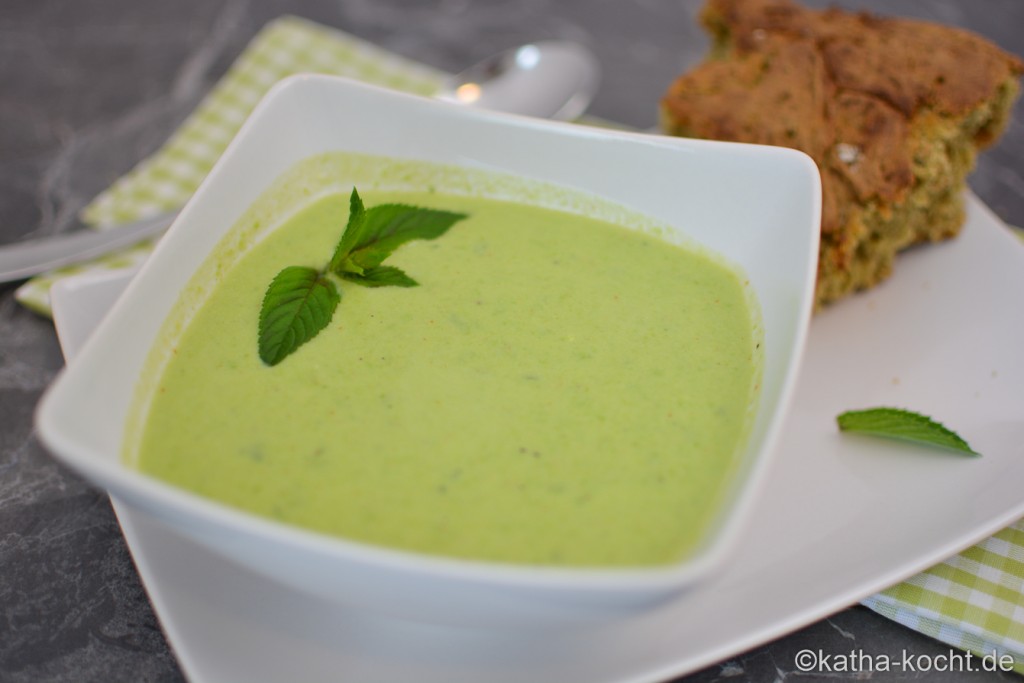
[660, 0, 1023, 307]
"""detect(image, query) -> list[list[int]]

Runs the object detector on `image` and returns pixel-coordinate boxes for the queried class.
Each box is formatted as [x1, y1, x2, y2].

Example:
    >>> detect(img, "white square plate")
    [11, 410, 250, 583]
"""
[50, 192, 1024, 682]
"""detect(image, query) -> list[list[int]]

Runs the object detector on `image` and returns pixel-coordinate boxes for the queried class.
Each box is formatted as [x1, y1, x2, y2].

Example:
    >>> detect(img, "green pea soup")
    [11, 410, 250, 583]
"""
[126, 153, 763, 568]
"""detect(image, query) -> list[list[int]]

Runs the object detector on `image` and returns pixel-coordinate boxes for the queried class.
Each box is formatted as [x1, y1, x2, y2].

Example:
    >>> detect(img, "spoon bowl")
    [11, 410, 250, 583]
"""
[437, 41, 600, 121]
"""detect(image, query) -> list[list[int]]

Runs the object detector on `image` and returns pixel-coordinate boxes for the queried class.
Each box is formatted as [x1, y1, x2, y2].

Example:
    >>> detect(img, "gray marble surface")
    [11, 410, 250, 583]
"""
[1, 1, 1022, 681]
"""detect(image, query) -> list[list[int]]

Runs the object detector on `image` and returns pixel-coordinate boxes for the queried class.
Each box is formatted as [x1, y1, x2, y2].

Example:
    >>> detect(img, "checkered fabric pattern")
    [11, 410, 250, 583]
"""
[14, 15, 1024, 673]
[863, 521, 1024, 672]
[15, 15, 443, 314]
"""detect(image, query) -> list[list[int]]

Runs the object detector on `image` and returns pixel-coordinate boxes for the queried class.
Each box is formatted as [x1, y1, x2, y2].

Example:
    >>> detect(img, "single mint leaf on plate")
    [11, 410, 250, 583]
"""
[258, 266, 340, 366]
[836, 407, 979, 456]
[341, 264, 418, 288]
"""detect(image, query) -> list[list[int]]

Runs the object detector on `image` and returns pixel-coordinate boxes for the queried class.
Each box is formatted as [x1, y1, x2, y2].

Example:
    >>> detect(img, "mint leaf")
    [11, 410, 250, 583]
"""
[837, 407, 979, 456]
[340, 265, 418, 288]
[330, 195, 466, 276]
[258, 266, 340, 366]
[258, 187, 468, 366]
[329, 188, 367, 273]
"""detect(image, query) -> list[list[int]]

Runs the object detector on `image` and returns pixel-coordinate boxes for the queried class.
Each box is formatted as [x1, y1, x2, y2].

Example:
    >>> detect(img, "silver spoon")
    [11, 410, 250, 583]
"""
[0, 41, 600, 284]
[436, 41, 599, 121]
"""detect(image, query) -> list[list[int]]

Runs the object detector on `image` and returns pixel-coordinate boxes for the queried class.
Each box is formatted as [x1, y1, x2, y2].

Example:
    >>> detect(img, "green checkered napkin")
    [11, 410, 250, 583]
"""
[14, 15, 444, 314]
[863, 522, 1024, 672]
[16, 14, 1024, 672]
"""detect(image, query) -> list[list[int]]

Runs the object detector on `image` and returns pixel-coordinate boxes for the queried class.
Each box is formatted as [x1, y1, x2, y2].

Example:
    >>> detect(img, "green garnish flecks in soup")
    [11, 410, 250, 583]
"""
[129, 157, 761, 568]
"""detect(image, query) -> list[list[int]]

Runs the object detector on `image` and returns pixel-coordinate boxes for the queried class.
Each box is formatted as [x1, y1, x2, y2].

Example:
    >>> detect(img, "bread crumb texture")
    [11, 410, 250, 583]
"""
[661, 0, 1023, 307]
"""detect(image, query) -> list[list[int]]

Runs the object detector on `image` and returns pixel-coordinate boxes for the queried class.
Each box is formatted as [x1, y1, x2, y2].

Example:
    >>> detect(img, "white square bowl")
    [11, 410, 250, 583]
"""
[35, 75, 820, 629]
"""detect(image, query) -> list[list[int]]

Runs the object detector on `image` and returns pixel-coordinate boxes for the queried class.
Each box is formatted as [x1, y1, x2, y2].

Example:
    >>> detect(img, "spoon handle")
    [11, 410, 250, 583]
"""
[2, 42, 602, 284]
[0, 210, 177, 283]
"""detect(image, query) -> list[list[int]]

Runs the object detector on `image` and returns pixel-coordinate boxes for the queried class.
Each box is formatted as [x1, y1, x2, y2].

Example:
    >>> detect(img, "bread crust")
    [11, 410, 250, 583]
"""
[662, 0, 1023, 306]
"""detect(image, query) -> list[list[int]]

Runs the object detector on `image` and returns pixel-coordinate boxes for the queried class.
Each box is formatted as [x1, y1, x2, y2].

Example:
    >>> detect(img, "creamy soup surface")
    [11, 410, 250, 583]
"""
[131, 158, 760, 568]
